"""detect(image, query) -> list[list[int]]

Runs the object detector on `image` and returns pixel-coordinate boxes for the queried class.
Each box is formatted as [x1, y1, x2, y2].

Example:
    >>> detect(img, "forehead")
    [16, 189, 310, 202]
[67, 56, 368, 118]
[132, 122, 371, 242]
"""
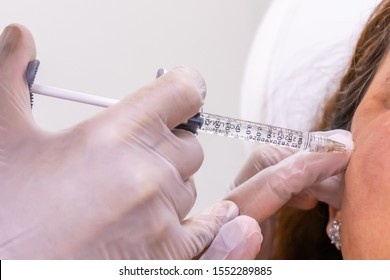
[351, 48, 390, 134]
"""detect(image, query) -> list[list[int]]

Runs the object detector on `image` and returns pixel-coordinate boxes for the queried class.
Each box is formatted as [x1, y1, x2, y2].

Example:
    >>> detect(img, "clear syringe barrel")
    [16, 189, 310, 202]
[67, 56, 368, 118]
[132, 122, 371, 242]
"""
[196, 112, 346, 153]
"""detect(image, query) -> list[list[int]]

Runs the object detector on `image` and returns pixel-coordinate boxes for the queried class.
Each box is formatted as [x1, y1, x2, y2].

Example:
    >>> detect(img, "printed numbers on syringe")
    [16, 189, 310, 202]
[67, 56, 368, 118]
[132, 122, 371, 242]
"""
[200, 117, 305, 149]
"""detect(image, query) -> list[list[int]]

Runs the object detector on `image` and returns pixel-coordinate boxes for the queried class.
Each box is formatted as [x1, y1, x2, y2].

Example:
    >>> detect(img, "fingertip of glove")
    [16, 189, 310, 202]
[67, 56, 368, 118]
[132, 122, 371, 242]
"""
[219, 215, 263, 248]
[234, 215, 263, 245]
[215, 215, 263, 259]
[316, 129, 355, 152]
[329, 132, 354, 152]
[211, 200, 239, 224]
[150, 66, 206, 129]
[0, 24, 36, 58]
[169, 66, 207, 101]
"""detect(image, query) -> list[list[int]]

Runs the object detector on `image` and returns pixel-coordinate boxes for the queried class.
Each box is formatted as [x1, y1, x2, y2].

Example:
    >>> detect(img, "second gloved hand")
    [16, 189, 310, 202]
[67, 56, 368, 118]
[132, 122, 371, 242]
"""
[226, 129, 353, 223]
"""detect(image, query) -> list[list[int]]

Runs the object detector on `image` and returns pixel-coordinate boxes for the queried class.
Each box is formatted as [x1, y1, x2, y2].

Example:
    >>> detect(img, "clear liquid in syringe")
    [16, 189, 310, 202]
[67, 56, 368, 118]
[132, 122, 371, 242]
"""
[198, 112, 346, 152]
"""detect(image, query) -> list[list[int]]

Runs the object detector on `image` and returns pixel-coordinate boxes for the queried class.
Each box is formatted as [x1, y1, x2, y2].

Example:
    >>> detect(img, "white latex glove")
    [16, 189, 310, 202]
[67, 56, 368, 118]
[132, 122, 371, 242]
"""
[226, 130, 353, 223]
[201, 215, 262, 260]
[0, 24, 261, 260]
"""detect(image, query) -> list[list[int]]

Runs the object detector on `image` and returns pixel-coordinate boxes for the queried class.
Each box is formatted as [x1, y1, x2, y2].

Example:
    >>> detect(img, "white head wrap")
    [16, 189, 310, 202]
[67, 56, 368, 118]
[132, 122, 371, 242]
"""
[240, 0, 380, 137]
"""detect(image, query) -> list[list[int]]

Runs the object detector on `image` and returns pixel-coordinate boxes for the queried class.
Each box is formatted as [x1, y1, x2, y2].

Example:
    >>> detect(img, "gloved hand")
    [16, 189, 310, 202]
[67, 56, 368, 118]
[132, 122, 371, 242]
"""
[201, 215, 262, 260]
[0, 24, 262, 259]
[226, 129, 353, 223]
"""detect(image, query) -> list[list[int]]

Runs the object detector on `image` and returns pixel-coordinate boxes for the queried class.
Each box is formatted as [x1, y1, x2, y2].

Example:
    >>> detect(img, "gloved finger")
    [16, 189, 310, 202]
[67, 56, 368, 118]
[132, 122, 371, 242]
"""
[159, 129, 203, 181]
[306, 174, 345, 209]
[282, 174, 344, 210]
[231, 146, 295, 189]
[153, 66, 206, 130]
[225, 151, 350, 223]
[88, 66, 206, 139]
[0, 24, 36, 129]
[181, 200, 239, 259]
[232, 129, 353, 190]
[287, 130, 352, 209]
[200, 215, 262, 260]
[315, 129, 355, 151]
[272, 175, 343, 210]
[169, 176, 197, 221]
[133, 128, 203, 182]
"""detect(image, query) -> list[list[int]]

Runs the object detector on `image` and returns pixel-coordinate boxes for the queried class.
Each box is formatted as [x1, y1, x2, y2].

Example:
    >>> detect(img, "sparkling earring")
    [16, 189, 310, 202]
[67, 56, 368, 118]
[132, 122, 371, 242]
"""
[328, 219, 342, 250]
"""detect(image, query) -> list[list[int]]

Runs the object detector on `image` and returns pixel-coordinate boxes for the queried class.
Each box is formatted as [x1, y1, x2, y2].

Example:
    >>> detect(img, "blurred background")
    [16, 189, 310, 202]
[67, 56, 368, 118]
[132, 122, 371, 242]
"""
[0, 0, 271, 215]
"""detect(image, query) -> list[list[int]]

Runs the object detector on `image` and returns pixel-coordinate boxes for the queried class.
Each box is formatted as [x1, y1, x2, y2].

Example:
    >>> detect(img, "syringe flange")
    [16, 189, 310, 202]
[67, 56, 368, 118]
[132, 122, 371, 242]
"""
[175, 113, 205, 134]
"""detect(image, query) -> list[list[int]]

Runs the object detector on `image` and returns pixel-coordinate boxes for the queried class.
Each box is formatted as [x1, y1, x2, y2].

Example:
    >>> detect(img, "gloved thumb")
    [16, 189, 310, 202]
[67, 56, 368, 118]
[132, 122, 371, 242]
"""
[200, 215, 262, 260]
[182, 200, 239, 259]
[0, 24, 36, 130]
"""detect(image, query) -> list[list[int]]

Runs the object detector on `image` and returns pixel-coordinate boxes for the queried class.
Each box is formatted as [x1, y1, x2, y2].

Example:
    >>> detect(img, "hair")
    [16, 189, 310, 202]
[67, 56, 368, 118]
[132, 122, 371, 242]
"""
[270, 0, 390, 259]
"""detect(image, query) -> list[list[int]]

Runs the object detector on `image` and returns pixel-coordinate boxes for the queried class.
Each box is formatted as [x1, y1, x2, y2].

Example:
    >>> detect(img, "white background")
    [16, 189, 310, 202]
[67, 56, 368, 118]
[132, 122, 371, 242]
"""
[0, 0, 271, 215]
[3, 260, 389, 279]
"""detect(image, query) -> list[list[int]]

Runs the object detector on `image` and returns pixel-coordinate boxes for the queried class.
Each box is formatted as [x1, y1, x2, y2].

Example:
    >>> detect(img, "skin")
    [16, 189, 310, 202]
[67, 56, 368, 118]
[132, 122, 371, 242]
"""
[342, 49, 390, 259]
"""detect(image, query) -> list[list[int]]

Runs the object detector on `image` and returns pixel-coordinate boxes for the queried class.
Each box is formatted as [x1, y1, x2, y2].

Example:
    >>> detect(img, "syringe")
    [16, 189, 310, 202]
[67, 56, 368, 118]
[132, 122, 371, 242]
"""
[28, 83, 346, 153]
[181, 112, 346, 152]
[26, 61, 346, 152]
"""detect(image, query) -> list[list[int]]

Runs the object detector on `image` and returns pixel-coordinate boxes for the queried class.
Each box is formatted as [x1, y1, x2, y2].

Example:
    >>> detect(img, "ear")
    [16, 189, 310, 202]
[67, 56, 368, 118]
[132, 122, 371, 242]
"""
[287, 192, 318, 210]
[327, 206, 341, 225]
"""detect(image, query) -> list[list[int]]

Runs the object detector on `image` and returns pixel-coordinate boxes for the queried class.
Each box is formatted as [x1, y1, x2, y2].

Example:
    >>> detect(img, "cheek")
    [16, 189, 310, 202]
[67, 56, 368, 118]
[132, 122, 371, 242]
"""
[347, 111, 390, 199]
[342, 112, 390, 258]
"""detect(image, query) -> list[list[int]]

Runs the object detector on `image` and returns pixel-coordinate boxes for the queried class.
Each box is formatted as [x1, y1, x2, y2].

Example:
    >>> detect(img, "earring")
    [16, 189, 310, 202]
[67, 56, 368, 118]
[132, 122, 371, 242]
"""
[329, 219, 342, 250]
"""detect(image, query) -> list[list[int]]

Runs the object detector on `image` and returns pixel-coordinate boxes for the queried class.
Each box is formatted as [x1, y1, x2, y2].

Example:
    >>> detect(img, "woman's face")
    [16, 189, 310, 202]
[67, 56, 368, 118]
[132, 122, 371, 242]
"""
[342, 49, 390, 258]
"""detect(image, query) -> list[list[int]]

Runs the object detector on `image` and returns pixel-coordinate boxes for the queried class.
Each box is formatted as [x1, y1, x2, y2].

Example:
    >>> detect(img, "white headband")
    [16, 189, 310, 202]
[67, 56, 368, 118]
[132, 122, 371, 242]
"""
[240, 0, 380, 138]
